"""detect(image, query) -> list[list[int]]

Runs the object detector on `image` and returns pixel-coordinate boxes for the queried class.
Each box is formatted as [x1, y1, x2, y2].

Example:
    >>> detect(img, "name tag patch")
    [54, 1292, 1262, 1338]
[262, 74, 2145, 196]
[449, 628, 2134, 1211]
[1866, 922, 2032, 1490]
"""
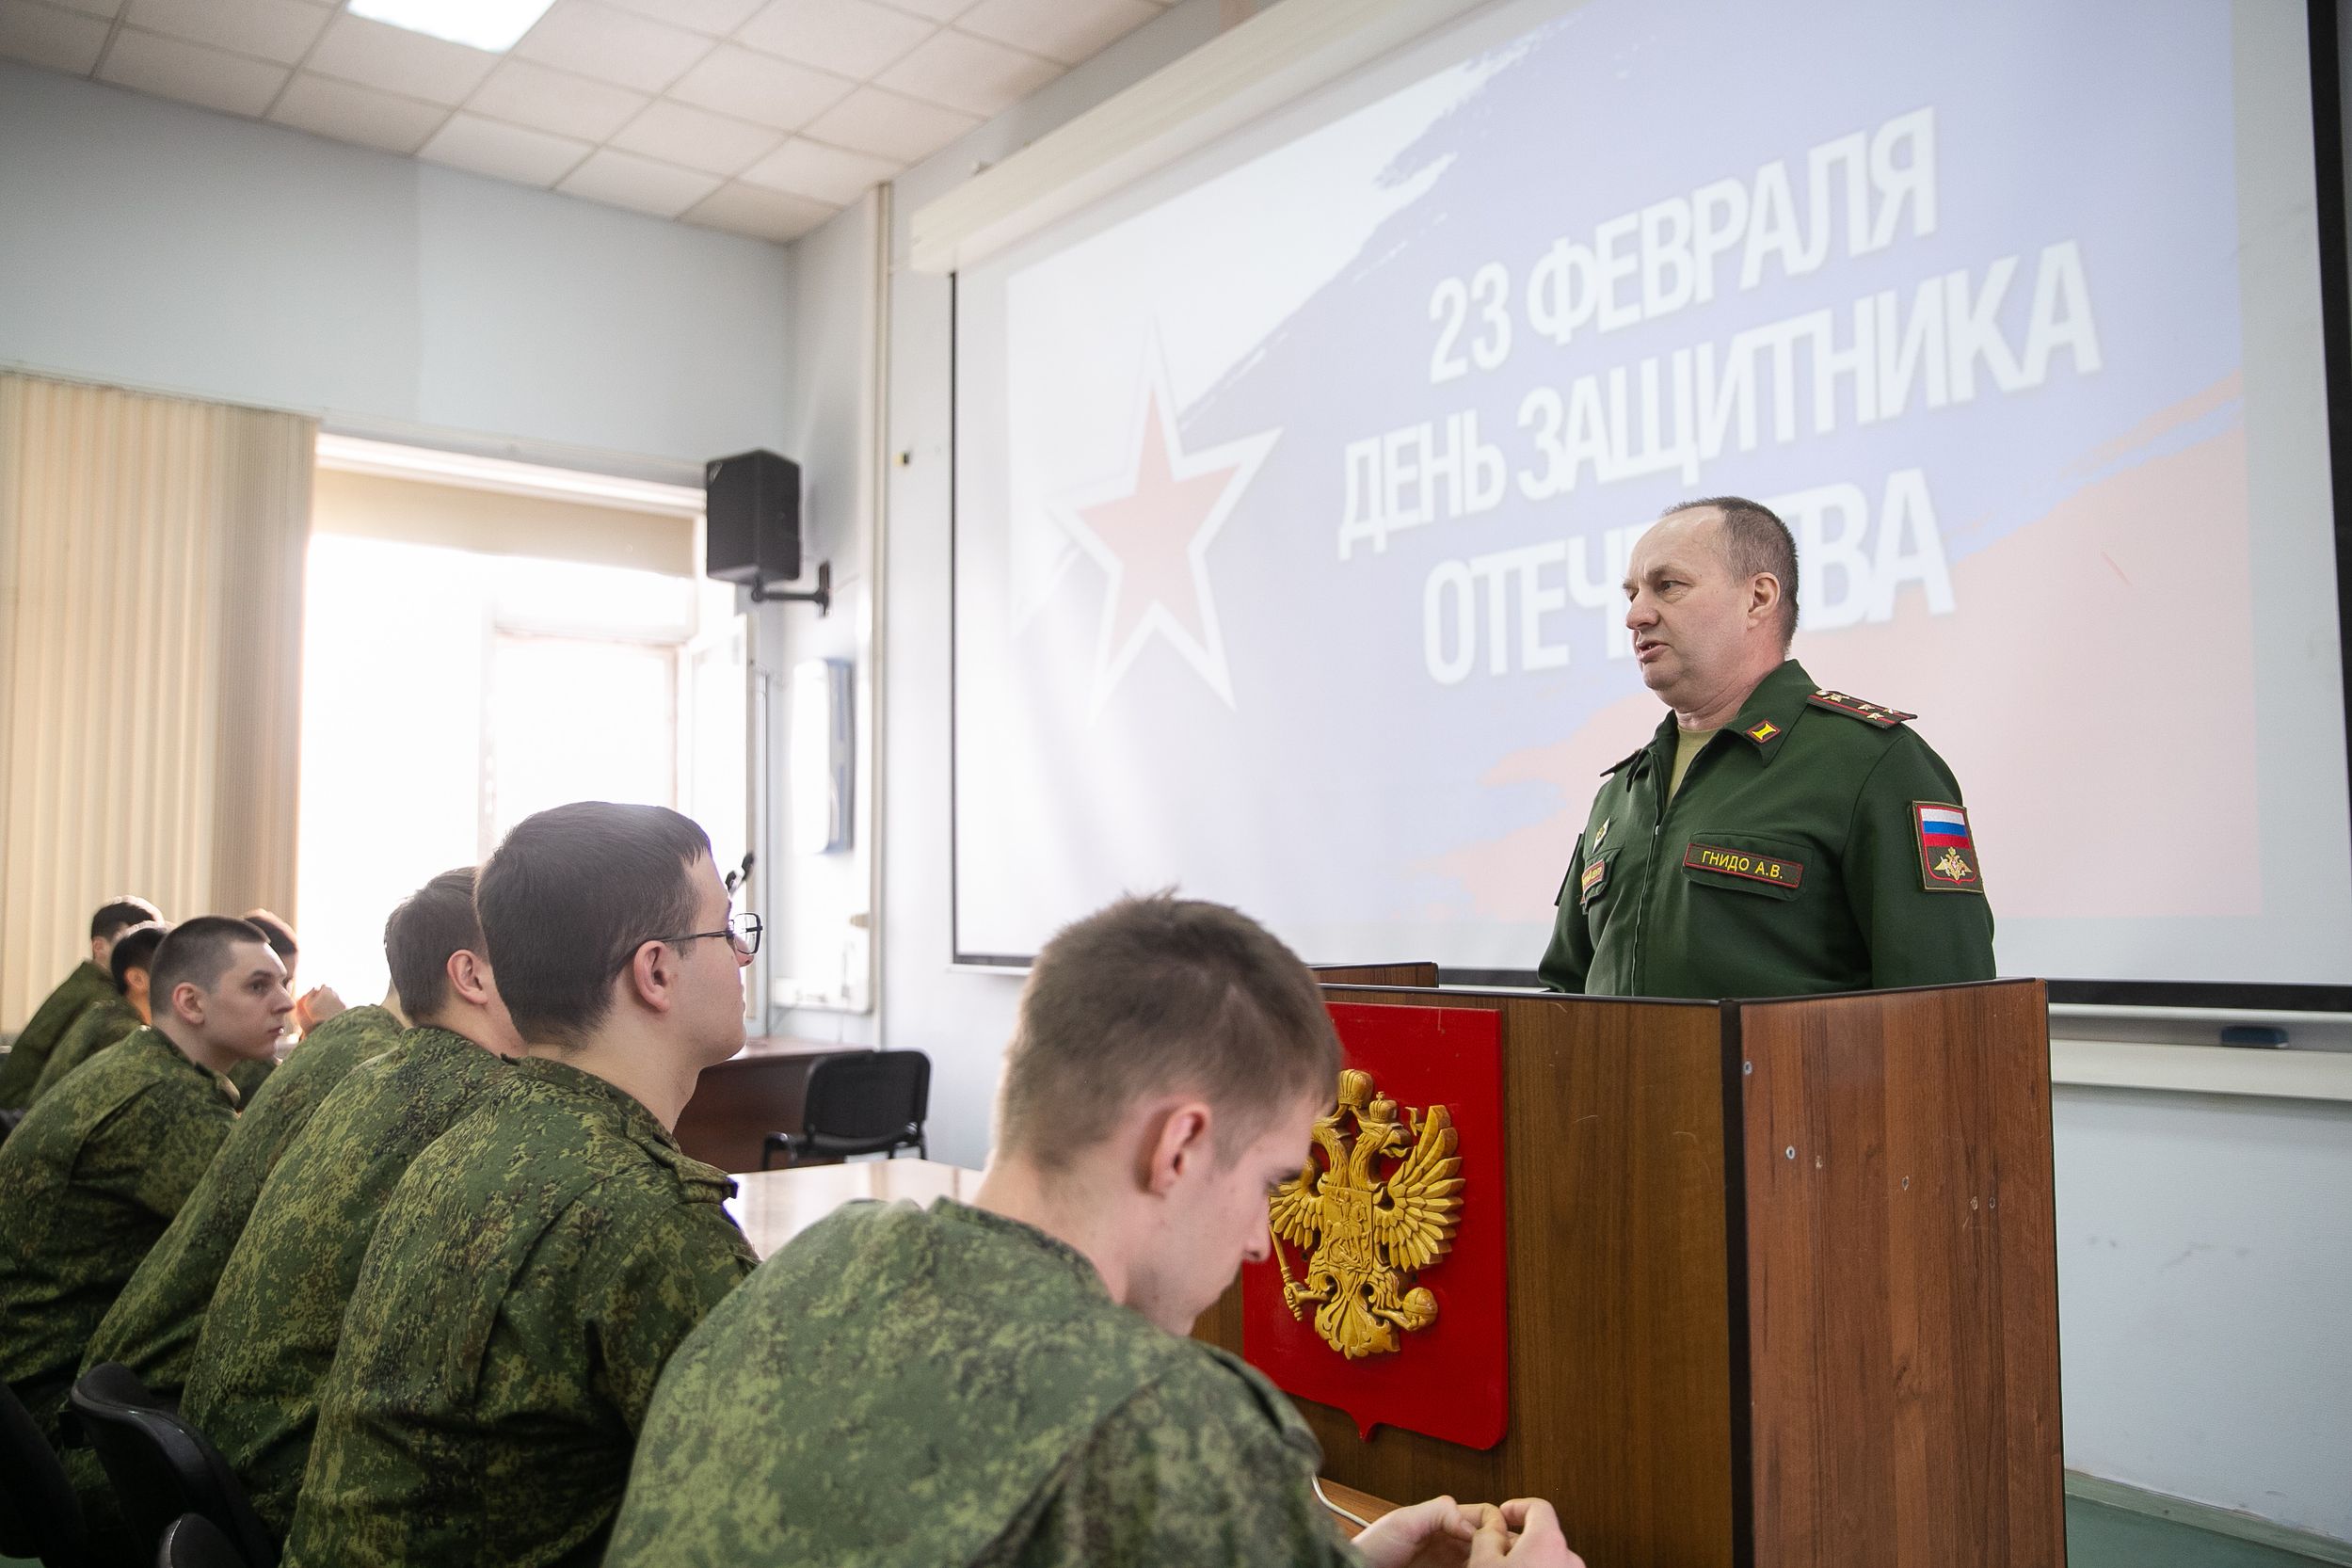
[1913, 801, 1984, 892]
[1683, 841, 1804, 889]
[1578, 856, 1608, 905]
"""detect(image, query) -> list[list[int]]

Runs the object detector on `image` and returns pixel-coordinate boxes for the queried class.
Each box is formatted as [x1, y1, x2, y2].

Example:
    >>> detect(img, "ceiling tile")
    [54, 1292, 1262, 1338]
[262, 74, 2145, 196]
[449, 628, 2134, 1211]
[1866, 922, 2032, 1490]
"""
[269, 72, 447, 154]
[872, 0, 970, 20]
[609, 100, 783, 177]
[98, 28, 288, 116]
[306, 14, 498, 106]
[0, 1, 111, 72]
[735, 0, 932, 83]
[683, 180, 836, 243]
[45, 0, 120, 15]
[739, 136, 896, 205]
[558, 148, 722, 218]
[121, 0, 329, 68]
[511, 0, 713, 95]
[875, 26, 1052, 118]
[420, 111, 591, 185]
[599, 0, 762, 36]
[466, 57, 648, 141]
[954, 0, 1157, 67]
[800, 83, 973, 163]
[666, 42, 851, 133]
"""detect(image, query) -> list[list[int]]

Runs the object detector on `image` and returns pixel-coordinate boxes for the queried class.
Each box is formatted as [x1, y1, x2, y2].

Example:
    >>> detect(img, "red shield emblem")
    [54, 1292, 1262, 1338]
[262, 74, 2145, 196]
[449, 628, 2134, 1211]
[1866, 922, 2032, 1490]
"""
[1240, 1002, 1509, 1448]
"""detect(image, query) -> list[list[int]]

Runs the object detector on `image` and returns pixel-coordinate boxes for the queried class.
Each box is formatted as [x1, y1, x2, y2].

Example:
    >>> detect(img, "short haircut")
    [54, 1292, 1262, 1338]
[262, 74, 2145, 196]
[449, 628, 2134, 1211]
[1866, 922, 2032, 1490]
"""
[997, 893, 1342, 1171]
[150, 916, 273, 1007]
[243, 909, 298, 960]
[90, 898, 162, 942]
[1667, 495, 1800, 648]
[384, 868, 483, 1022]
[476, 802, 712, 1050]
[107, 921, 169, 993]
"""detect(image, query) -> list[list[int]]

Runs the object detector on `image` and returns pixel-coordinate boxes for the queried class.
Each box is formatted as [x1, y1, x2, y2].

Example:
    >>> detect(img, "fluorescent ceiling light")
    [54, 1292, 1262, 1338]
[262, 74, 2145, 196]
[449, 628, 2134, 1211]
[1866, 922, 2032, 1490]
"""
[345, 0, 558, 53]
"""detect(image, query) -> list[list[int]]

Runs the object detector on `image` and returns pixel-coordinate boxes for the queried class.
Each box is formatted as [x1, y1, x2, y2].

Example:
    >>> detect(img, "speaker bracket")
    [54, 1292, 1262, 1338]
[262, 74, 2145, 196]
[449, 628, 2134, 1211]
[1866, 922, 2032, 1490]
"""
[749, 560, 830, 615]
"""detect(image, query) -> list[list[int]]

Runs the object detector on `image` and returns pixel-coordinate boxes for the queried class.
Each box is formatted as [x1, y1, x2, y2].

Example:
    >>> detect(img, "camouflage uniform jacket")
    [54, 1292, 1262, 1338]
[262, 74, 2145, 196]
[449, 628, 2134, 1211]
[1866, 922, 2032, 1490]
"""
[280, 1053, 756, 1568]
[26, 993, 142, 1105]
[228, 1053, 278, 1104]
[602, 1198, 1364, 1568]
[180, 1023, 509, 1535]
[84, 1003, 408, 1404]
[0, 1028, 234, 1439]
[0, 961, 116, 1109]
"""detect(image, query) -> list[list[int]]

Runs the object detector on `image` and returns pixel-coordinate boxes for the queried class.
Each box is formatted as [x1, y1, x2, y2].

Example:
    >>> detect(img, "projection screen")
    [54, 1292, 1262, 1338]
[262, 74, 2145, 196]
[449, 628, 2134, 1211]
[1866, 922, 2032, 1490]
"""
[952, 0, 2352, 995]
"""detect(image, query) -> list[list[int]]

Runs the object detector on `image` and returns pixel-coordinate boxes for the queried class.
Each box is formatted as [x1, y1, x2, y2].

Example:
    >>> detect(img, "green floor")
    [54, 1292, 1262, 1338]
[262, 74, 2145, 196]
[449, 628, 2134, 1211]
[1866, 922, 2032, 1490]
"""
[5, 1497, 2337, 1567]
[2066, 1496, 2340, 1568]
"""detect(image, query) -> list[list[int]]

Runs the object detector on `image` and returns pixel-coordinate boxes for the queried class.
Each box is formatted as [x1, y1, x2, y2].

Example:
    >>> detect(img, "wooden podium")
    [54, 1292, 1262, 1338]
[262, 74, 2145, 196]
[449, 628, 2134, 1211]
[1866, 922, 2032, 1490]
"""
[1197, 978, 2064, 1568]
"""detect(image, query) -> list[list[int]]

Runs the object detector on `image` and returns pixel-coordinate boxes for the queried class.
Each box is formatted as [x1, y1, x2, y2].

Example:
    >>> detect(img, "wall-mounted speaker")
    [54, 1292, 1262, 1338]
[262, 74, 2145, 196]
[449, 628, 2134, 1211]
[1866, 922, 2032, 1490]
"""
[705, 449, 802, 587]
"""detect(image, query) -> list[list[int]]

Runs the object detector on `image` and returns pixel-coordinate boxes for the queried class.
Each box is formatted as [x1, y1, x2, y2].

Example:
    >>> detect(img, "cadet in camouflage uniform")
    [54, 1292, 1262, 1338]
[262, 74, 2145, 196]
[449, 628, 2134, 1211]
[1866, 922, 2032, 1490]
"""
[0, 897, 160, 1111]
[1541, 498, 1993, 997]
[24, 920, 166, 1107]
[604, 895, 1582, 1568]
[181, 868, 521, 1536]
[82, 993, 407, 1400]
[282, 806, 761, 1568]
[0, 918, 289, 1443]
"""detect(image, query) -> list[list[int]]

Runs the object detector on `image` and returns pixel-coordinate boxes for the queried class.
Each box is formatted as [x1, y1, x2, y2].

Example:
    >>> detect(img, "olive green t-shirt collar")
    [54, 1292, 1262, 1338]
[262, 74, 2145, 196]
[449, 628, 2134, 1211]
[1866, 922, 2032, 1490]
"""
[932, 1197, 1114, 1304]
[1629, 657, 1816, 776]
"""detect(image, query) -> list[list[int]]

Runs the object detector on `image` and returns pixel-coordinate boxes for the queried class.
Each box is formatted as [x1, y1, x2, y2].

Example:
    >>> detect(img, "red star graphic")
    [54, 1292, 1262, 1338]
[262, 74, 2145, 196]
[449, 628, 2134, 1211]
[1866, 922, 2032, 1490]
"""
[1075, 389, 1243, 661]
[1055, 340, 1279, 712]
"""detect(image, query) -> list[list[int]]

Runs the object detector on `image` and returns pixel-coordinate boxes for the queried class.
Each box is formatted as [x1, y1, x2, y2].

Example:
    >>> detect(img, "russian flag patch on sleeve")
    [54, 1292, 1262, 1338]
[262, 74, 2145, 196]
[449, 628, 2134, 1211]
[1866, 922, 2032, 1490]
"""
[1913, 802, 1984, 892]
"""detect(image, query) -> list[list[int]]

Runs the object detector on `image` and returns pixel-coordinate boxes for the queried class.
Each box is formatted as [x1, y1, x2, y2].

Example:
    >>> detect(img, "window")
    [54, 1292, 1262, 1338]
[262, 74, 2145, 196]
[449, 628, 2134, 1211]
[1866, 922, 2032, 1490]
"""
[296, 531, 746, 1012]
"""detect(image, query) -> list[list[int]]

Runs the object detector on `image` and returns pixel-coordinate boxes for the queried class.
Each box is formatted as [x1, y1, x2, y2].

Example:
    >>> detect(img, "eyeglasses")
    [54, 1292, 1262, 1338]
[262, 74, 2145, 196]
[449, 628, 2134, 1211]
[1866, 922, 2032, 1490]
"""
[648, 912, 763, 958]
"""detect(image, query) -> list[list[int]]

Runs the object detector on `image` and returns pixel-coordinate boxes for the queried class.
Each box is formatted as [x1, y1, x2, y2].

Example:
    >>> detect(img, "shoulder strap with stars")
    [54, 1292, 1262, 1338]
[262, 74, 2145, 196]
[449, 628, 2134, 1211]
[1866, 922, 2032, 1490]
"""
[1805, 689, 1917, 728]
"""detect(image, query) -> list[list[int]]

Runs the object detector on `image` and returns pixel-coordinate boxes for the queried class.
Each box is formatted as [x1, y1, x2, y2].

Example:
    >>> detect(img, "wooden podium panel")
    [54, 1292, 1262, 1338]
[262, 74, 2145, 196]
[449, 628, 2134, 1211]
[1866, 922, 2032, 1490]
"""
[1738, 983, 2062, 1568]
[1195, 978, 2062, 1568]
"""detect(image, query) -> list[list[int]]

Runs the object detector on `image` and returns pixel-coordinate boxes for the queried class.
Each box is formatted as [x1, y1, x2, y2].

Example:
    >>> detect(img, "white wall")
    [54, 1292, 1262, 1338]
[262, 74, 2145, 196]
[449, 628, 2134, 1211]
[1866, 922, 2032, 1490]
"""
[0, 61, 789, 477]
[2053, 1084, 2352, 1542]
[771, 0, 2352, 1544]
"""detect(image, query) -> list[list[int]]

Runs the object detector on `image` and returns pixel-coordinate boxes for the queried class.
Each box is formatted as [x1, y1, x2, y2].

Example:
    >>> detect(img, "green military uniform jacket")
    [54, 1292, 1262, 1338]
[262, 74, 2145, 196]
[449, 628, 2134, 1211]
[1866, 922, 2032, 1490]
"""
[604, 1199, 1362, 1568]
[26, 993, 142, 1105]
[183, 1023, 509, 1536]
[281, 1055, 756, 1568]
[0, 961, 116, 1109]
[1541, 660, 1996, 998]
[85, 1003, 407, 1404]
[228, 1053, 278, 1105]
[0, 1028, 234, 1439]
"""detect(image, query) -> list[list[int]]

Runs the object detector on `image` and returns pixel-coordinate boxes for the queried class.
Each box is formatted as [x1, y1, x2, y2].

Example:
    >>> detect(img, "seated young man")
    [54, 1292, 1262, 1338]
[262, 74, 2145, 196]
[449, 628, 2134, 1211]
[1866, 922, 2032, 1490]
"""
[603, 894, 1581, 1568]
[281, 804, 761, 1568]
[183, 867, 522, 1536]
[0, 896, 162, 1111]
[25, 920, 168, 1104]
[0, 917, 289, 1442]
[81, 914, 413, 1403]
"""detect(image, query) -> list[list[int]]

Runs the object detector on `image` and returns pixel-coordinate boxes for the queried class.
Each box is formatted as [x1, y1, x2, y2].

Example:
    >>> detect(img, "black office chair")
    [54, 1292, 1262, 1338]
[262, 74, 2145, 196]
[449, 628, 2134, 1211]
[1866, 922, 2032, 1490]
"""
[69, 1365, 277, 1568]
[0, 1377, 88, 1567]
[156, 1514, 246, 1568]
[760, 1049, 931, 1170]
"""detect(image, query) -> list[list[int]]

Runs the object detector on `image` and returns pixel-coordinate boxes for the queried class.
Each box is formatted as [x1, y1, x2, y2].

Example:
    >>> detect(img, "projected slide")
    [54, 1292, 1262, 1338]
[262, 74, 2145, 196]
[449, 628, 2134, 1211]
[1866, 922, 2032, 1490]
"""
[954, 0, 2352, 984]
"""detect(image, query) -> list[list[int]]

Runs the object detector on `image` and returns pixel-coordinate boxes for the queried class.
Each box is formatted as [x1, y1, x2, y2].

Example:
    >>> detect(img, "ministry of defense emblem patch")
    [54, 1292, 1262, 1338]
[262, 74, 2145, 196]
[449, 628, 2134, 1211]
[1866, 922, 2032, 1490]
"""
[1914, 802, 1984, 891]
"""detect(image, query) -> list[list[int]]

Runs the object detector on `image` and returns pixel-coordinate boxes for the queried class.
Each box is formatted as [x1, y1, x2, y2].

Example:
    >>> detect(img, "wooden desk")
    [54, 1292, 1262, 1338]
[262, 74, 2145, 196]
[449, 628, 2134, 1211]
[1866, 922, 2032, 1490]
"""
[726, 1158, 984, 1258]
[675, 1037, 868, 1174]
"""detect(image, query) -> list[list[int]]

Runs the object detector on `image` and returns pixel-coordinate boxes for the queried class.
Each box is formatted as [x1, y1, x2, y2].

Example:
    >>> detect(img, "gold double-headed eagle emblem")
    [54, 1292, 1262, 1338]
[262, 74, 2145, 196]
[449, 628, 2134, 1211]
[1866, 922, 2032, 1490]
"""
[1267, 1068, 1464, 1360]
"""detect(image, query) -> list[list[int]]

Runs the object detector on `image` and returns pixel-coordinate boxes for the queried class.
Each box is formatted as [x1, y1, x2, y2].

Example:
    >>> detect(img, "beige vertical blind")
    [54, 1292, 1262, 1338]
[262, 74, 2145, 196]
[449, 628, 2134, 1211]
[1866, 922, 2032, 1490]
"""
[0, 375, 312, 1032]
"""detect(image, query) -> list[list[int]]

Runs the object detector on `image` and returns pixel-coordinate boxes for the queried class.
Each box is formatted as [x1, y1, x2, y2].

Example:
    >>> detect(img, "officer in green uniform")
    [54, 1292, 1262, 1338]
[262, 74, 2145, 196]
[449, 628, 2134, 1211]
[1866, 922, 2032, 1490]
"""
[0, 896, 161, 1111]
[1541, 498, 1993, 997]
[25, 921, 166, 1106]
[604, 894, 1581, 1568]
[0, 918, 289, 1444]
[281, 806, 762, 1568]
[181, 868, 521, 1537]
